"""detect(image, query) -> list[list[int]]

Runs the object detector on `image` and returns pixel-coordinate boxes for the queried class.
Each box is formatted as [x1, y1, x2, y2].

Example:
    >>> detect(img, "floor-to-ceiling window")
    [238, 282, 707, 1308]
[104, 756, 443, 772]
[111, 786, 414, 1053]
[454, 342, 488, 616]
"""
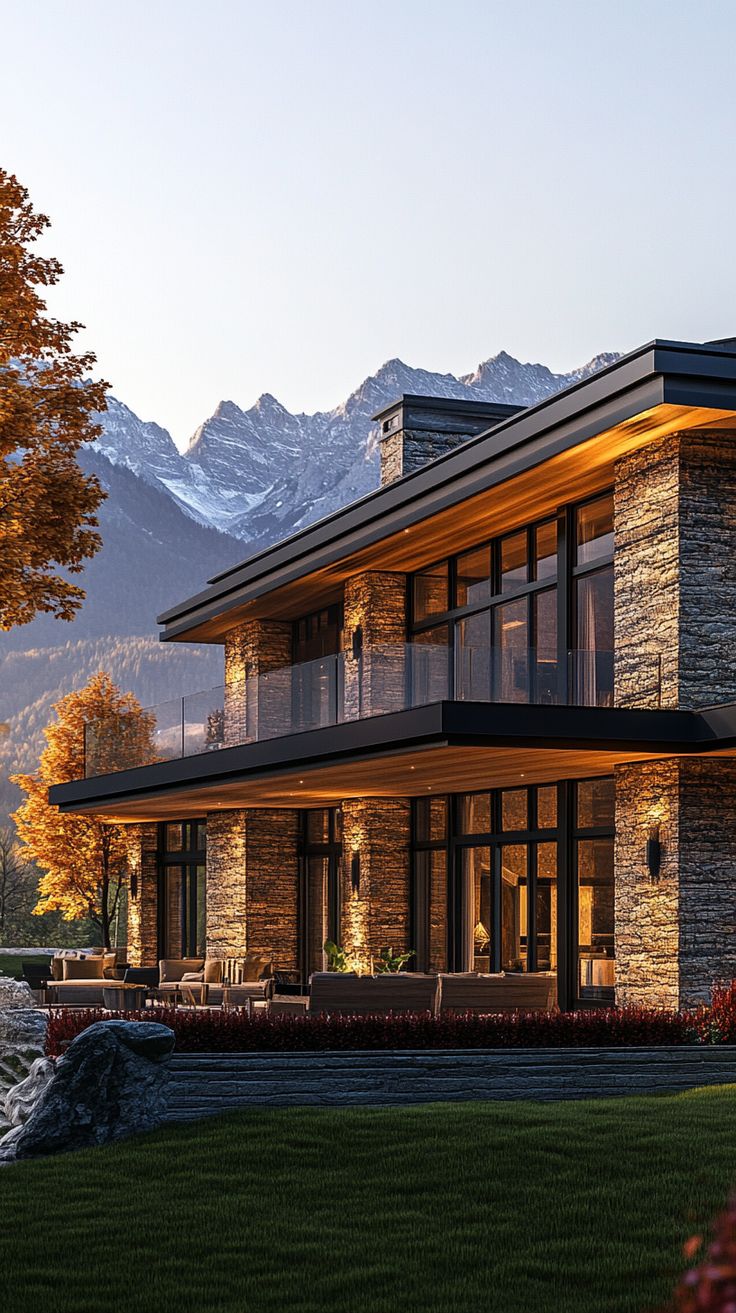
[409, 490, 614, 707]
[410, 778, 614, 1007]
[574, 777, 615, 1000]
[299, 808, 342, 982]
[158, 820, 207, 959]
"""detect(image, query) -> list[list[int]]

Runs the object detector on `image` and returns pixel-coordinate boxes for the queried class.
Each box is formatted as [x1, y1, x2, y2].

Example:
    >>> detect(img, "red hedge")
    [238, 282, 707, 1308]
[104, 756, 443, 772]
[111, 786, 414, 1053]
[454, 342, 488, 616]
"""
[46, 1003, 698, 1057]
[667, 1198, 736, 1312]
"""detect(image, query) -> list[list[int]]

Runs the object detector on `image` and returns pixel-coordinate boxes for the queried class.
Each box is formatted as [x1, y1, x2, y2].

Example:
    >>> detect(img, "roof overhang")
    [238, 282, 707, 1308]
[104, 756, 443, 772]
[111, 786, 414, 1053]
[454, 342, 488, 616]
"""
[48, 700, 736, 822]
[157, 339, 736, 643]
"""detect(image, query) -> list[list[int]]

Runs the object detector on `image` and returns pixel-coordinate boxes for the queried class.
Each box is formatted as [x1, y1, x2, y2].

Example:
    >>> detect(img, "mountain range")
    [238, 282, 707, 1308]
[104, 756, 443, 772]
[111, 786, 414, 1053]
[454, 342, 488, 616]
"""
[0, 347, 617, 825]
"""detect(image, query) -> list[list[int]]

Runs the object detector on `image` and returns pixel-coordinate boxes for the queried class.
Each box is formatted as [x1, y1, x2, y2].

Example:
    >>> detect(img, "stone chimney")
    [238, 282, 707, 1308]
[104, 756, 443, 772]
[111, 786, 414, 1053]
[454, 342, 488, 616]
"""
[374, 395, 523, 487]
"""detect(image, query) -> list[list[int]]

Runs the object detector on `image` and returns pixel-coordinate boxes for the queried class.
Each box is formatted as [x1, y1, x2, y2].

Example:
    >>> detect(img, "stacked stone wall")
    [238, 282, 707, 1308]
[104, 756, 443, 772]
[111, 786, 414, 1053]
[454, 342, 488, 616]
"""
[380, 429, 470, 485]
[341, 798, 411, 971]
[206, 810, 248, 958]
[343, 572, 407, 718]
[223, 619, 292, 745]
[125, 823, 159, 966]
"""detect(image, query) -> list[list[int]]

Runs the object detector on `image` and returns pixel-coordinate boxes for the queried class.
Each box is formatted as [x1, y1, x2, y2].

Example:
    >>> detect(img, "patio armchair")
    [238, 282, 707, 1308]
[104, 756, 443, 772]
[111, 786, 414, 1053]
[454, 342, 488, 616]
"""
[308, 972, 439, 1016]
[206, 952, 275, 1007]
[438, 971, 557, 1014]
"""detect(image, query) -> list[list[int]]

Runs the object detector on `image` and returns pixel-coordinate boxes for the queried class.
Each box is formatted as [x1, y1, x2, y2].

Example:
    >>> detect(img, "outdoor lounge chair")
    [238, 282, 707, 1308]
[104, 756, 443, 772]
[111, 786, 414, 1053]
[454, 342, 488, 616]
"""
[46, 951, 120, 1005]
[308, 972, 439, 1015]
[438, 971, 557, 1014]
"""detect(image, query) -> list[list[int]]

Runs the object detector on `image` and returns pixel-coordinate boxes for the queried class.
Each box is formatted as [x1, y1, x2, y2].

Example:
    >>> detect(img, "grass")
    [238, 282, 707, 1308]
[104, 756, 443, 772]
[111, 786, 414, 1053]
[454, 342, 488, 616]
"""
[0, 951, 51, 980]
[2, 1088, 736, 1313]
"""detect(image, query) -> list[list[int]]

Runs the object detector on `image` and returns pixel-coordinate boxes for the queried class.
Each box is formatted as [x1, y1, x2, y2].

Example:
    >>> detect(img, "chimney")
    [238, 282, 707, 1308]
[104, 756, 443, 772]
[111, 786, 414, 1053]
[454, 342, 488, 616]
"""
[374, 395, 523, 487]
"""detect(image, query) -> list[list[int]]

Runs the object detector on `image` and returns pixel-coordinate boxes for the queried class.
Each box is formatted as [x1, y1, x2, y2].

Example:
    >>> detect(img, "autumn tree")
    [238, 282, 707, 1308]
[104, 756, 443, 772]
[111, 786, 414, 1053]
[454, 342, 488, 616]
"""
[0, 168, 108, 629]
[0, 826, 36, 940]
[11, 672, 157, 948]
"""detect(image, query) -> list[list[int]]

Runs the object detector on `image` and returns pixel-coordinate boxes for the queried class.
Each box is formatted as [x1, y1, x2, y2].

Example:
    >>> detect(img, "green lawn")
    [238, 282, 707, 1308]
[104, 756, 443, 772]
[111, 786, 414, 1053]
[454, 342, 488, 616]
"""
[0, 952, 51, 980]
[2, 1088, 735, 1313]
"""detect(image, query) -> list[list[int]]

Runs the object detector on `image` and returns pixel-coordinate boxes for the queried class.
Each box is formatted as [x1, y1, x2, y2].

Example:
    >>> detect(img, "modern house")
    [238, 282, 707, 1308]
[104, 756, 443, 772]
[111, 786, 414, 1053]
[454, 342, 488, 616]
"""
[51, 338, 736, 1012]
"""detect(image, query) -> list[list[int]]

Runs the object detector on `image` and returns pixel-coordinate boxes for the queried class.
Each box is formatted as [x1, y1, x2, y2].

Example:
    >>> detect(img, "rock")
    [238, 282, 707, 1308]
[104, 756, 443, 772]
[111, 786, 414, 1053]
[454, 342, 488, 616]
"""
[0, 977, 36, 1010]
[5, 1057, 55, 1128]
[0, 983, 48, 1133]
[0, 1020, 174, 1162]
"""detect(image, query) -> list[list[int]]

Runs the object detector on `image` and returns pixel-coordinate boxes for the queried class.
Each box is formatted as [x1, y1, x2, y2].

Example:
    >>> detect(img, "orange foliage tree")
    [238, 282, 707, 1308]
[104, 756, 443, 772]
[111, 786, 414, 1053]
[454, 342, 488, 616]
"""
[11, 672, 157, 948]
[0, 167, 108, 629]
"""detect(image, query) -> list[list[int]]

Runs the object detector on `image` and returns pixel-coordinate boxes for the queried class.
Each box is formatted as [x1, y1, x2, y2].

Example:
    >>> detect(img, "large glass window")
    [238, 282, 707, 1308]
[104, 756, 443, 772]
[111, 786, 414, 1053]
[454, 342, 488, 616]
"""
[411, 777, 614, 1005]
[408, 492, 614, 709]
[574, 778, 615, 1000]
[159, 819, 206, 959]
[299, 808, 341, 982]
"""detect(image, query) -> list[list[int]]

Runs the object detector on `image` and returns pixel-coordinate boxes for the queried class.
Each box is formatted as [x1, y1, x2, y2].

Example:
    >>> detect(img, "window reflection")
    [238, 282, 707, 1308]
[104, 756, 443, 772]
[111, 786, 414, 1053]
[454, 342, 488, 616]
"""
[577, 837, 615, 996]
[575, 566, 613, 707]
[456, 546, 491, 608]
[501, 531, 528, 593]
[456, 611, 491, 700]
[494, 598, 528, 701]
[413, 561, 449, 623]
[463, 846, 492, 972]
[501, 844, 527, 971]
[576, 494, 614, 565]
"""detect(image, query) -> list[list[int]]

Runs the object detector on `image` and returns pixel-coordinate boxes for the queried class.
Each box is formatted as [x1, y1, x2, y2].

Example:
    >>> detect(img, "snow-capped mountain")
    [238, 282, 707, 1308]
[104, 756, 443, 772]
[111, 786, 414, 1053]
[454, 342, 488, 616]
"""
[97, 349, 619, 550]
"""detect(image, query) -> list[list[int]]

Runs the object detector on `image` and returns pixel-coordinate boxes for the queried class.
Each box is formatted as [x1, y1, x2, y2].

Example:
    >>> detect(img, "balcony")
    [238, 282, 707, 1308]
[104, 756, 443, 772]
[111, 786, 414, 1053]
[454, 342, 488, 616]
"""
[83, 644, 662, 779]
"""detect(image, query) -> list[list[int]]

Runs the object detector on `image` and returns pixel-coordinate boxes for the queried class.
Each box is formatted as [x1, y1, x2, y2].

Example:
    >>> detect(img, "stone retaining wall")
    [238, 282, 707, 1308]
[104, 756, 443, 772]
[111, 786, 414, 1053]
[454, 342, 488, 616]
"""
[164, 1047, 736, 1121]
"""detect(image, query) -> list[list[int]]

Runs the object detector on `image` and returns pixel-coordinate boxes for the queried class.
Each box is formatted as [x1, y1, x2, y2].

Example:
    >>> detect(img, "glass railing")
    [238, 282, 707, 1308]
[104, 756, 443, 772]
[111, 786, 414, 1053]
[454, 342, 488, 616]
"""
[83, 646, 662, 777]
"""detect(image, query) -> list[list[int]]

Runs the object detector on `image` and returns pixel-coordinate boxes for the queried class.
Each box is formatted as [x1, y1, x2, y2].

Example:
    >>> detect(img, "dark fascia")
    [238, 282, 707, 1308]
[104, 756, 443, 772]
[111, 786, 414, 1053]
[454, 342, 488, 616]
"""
[49, 699, 724, 813]
[157, 339, 736, 641]
[372, 394, 523, 431]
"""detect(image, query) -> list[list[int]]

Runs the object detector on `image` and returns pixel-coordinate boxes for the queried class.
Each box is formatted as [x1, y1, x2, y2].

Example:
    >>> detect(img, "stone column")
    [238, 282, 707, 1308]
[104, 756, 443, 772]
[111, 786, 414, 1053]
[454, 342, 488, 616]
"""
[342, 572, 407, 720]
[125, 823, 159, 967]
[205, 807, 300, 973]
[206, 809, 248, 958]
[615, 430, 736, 709]
[223, 619, 292, 745]
[615, 758, 736, 1009]
[340, 798, 411, 972]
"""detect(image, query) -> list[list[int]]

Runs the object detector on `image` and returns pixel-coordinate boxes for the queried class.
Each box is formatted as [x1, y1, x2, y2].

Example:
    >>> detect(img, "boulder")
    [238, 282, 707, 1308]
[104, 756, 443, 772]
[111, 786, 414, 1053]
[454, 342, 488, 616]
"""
[0, 1019, 175, 1162]
[0, 977, 36, 1010]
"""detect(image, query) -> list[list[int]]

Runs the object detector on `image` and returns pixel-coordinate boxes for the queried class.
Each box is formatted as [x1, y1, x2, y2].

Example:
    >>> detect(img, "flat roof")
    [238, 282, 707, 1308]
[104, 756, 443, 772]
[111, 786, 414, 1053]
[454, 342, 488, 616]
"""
[158, 338, 736, 642]
[48, 699, 736, 820]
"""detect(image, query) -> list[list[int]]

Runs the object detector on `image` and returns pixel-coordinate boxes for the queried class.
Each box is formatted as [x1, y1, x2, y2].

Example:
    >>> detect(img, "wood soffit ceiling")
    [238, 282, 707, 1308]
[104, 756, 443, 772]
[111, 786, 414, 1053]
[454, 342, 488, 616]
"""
[185, 404, 736, 637]
[76, 743, 736, 823]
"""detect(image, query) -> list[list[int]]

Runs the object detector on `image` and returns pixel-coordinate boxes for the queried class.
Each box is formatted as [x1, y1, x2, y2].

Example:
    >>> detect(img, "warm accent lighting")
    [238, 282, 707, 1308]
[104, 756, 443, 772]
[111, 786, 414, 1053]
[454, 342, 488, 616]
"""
[646, 824, 662, 880]
[350, 850, 361, 896]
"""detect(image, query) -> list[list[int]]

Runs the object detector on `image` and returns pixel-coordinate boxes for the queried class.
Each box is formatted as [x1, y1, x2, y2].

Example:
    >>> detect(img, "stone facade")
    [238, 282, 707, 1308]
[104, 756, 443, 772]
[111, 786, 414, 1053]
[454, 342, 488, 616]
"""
[343, 571, 407, 718]
[223, 619, 292, 745]
[380, 429, 470, 486]
[615, 430, 736, 709]
[340, 798, 411, 971]
[615, 758, 736, 1009]
[205, 810, 248, 958]
[205, 807, 300, 972]
[125, 823, 159, 967]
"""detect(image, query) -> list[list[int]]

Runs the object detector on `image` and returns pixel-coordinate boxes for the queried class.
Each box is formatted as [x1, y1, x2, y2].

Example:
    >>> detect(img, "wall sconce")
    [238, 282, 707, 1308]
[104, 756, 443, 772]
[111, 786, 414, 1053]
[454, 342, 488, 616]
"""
[350, 850, 361, 896]
[646, 824, 662, 881]
[130, 869, 139, 900]
[351, 625, 363, 661]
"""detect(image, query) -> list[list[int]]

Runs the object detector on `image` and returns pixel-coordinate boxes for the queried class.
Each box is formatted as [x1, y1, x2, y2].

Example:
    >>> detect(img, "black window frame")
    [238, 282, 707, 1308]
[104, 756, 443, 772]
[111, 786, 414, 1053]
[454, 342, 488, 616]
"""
[157, 819, 207, 960]
[410, 776, 615, 1010]
[408, 491, 614, 707]
[298, 807, 342, 987]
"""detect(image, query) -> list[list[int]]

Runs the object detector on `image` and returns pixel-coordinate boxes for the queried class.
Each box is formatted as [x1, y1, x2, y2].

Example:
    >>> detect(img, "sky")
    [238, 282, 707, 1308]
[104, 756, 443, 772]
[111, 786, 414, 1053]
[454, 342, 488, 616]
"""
[3, 0, 736, 448]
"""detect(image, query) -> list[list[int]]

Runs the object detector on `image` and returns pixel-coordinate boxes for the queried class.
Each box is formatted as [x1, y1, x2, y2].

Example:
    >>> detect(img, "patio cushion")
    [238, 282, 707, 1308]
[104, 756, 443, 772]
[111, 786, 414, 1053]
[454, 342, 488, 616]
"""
[242, 951, 272, 982]
[158, 958, 205, 983]
[63, 957, 105, 980]
[204, 959, 223, 984]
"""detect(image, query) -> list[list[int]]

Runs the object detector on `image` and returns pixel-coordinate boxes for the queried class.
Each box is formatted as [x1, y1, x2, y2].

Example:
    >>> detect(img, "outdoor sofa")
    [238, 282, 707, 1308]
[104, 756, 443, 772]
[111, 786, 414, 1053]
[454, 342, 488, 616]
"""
[156, 952, 275, 1005]
[45, 948, 120, 1005]
[304, 970, 557, 1017]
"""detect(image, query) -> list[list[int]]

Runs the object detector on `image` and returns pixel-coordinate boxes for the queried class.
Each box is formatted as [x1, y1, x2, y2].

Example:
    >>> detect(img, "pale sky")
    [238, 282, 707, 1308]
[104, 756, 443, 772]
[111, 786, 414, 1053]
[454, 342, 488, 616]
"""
[3, 0, 736, 447]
